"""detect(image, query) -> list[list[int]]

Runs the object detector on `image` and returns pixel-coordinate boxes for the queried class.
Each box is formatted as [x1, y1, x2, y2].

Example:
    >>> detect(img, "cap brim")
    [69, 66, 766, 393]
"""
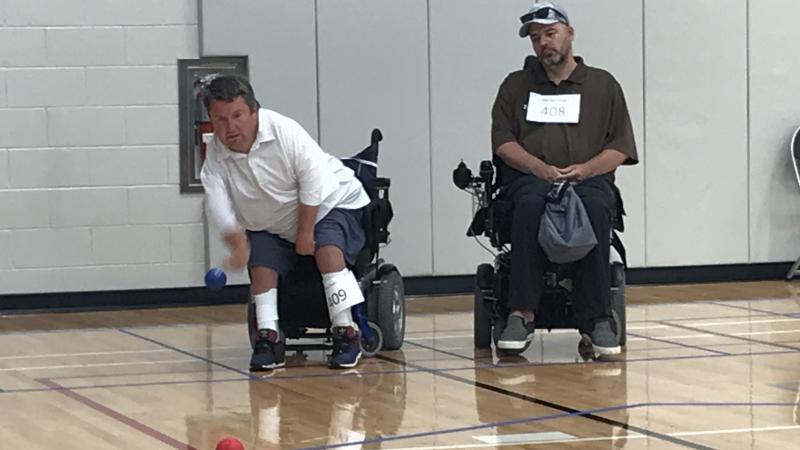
[518, 19, 561, 37]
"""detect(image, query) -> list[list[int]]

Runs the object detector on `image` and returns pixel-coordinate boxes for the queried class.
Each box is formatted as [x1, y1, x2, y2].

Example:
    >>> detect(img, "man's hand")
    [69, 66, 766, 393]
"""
[556, 163, 593, 183]
[530, 162, 562, 183]
[295, 231, 315, 256]
[223, 230, 250, 271]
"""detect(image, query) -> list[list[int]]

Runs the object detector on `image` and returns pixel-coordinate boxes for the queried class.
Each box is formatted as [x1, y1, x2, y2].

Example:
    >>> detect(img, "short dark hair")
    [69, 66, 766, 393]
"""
[200, 74, 260, 112]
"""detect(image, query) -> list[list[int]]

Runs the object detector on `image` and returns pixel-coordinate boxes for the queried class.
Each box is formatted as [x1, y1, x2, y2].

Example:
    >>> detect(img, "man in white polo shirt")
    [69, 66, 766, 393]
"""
[200, 75, 371, 371]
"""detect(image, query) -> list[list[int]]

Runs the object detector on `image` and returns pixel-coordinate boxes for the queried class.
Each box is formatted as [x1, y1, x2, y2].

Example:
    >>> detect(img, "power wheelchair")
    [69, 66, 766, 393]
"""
[453, 159, 627, 355]
[247, 129, 405, 357]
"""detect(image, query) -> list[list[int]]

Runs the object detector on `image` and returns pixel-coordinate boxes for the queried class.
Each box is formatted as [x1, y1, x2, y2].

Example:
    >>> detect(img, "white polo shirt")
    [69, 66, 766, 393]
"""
[200, 108, 370, 242]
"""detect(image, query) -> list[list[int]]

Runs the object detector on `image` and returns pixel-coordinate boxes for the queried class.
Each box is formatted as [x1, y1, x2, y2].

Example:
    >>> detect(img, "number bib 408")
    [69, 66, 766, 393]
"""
[526, 93, 581, 124]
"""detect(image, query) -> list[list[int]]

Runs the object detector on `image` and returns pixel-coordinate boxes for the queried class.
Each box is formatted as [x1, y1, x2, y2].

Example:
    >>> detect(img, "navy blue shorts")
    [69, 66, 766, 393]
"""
[246, 208, 366, 276]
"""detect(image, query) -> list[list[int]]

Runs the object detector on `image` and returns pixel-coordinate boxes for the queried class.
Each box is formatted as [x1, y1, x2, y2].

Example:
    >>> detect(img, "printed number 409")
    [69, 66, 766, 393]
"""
[328, 289, 348, 306]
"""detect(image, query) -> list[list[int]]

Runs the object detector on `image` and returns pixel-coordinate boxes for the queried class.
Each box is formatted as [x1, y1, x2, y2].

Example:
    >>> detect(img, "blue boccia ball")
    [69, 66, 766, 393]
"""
[205, 267, 227, 290]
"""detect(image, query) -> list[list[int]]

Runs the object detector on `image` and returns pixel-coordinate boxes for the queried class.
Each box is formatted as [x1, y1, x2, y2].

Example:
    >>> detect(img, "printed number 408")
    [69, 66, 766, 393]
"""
[542, 106, 566, 116]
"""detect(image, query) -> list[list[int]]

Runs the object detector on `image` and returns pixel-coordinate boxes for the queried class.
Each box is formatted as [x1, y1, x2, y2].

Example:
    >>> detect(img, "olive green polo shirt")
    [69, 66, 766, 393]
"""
[491, 56, 638, 182]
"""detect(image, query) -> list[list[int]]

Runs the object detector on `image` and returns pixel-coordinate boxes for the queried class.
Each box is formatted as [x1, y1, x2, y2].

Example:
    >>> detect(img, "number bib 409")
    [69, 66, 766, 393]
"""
[526, 93, 581, 124]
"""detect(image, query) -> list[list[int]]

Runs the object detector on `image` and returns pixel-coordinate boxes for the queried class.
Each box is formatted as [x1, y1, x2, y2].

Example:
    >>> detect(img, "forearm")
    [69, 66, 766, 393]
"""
[297, 203, 320, 237]
[584, 149, 628, 178]
[495, 141, 547, 175]
[223, 230, 246, 247]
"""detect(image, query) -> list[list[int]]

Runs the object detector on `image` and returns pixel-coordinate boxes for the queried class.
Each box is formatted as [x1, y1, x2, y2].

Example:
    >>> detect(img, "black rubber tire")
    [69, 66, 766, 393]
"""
[610, 263, 627, 347]
[377, 269, 405, 350]
[474, 284, 492, 349]
[247, 299, 257, 350]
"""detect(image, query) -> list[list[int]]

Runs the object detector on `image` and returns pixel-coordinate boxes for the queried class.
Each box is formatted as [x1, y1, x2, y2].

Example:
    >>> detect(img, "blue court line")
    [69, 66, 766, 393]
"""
[116, 328, 257, 380]
[627, 332, 730, 356]
[658, 320, 800, 352]
[708, 301, 800, 320]
[295, 401, 794, 450]
[2, 348, 799, 396]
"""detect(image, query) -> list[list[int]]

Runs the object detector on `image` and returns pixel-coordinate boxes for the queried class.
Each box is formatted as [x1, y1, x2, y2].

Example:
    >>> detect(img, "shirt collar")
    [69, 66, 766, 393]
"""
[530, 56, 588, 85]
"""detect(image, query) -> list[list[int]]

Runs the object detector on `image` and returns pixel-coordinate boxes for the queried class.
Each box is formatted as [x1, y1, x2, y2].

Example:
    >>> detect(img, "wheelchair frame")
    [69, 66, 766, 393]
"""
[247, 129, 406, 358]
[453, 160, 627, 353]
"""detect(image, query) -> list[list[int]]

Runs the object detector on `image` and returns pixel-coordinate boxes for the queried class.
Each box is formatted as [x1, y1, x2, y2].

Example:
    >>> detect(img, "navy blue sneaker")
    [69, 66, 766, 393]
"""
[250, 329, 286, 371]
[329, 326, 362, 369]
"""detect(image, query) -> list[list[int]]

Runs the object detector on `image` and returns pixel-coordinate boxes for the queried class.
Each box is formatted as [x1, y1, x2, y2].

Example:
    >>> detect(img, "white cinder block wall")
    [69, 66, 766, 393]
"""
[3, 0, 800, 297]
[201, 0, 800, 278]
[0, 0, 204, 295]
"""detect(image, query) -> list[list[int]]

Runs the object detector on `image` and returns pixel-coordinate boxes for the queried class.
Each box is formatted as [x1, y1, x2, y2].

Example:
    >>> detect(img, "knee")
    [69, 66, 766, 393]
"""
[514, 194, 546, 217]
[581, 197, 613, 221]
[250, 266, 278, 294]
[315, 245, 346, 274]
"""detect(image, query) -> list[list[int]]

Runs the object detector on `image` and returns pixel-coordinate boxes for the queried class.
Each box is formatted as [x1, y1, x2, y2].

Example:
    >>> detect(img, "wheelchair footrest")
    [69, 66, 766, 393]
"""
[285, 343, 333, 352]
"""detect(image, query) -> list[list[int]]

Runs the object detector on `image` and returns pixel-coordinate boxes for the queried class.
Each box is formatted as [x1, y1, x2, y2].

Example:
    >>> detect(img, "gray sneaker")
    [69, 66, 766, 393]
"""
[497, 316, 535, 350]
[586, 321, 620, 355]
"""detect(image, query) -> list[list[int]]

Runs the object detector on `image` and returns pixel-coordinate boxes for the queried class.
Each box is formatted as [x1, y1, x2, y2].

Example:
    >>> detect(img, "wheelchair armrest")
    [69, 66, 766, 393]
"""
[374, 177, 390, 190]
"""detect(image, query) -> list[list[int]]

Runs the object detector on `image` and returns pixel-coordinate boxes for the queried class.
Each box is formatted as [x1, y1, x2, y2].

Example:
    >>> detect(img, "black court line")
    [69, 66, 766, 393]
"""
[627, 332, 730, 356]
[404, 340, 490, 364]
[375, 354, 712, 449]
[708, 301, 800, 320]
[657, 321, 800, 352]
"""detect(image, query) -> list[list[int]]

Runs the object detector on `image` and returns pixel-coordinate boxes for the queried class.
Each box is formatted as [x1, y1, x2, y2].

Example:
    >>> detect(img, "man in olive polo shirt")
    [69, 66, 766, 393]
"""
[491, 2, 638, 356]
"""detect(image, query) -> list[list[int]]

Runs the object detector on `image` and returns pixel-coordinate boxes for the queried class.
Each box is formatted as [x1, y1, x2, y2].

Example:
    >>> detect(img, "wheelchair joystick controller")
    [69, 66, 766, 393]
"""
[453, 161, 473, 190]
[479, 160, 494, 184]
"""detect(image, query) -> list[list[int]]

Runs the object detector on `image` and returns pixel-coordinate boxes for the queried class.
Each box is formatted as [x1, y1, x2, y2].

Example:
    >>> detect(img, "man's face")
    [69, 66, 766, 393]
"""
[529, 22, 574, 69]
[208, 96, 258, 153]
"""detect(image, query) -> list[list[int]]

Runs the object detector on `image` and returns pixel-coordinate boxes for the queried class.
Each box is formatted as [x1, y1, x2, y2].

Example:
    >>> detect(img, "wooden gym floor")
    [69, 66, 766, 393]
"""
[0, 281, 798, 449]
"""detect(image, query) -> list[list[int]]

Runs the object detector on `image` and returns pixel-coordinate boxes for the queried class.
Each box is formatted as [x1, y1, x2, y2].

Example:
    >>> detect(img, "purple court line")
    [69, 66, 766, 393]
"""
[295, 401, 797, 450]
[708, 301, 800, 320]
[28, 334, 798, 383]
[658, 320, 800, 352]
[37, 378, 197, 450]
[5, 349, 799, 396]
[296, 403, 638, 450]
[627, 332, 730, 355]
[116, 328, 257, 380]
[0, 313, 780, 338]
[770, 382, 800, 393]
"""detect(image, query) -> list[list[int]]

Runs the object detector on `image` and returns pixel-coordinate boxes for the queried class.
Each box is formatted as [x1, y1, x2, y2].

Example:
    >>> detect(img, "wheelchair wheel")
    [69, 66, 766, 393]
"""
[610, 263, 626, 346]
[377, 269, 405, 350]
[474, 286, 492, 349]
[361, 321, 384, 357]
[474, 264, 493, 349]
[247, 298, 257, 350]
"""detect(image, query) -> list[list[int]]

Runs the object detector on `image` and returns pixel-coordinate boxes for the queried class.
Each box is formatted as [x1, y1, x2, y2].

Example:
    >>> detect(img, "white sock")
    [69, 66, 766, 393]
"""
[332, 308, 354, 328]
[254, 289, 278, 332]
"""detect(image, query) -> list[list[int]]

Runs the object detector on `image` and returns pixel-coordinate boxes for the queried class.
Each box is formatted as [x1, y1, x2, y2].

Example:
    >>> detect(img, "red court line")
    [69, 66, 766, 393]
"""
[36, 378, 197, 450]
